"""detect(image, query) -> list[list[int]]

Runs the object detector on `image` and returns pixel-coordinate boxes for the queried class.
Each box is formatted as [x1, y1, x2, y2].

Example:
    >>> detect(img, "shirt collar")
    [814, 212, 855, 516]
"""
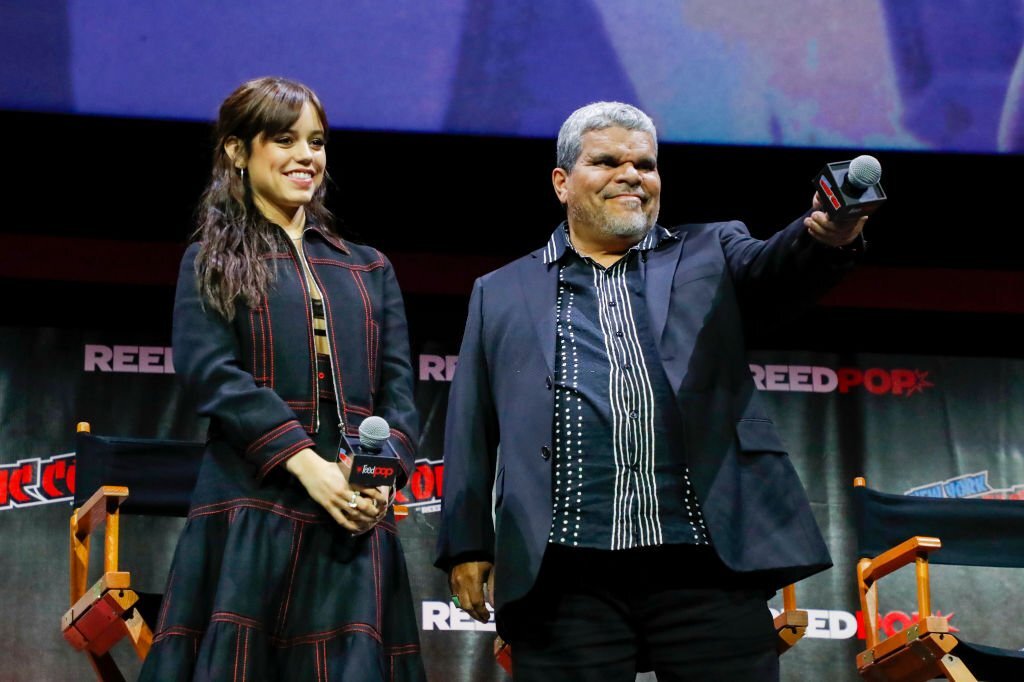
[542, 222, 679, 265]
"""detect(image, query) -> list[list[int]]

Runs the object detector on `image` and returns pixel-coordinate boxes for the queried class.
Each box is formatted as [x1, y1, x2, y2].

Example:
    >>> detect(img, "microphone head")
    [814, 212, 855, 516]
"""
[847, 155, 882, 189]
[358, 415, 391, 452]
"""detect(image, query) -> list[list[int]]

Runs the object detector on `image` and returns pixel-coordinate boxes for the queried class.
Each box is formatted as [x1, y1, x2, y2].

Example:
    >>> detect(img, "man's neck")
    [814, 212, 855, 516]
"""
[567, 223, 644, 268]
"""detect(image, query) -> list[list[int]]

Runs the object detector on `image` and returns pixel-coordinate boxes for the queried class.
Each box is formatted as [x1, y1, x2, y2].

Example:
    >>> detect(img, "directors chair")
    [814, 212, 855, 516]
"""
[61, 423, 203, 682]
[853, 476, 1024, 682]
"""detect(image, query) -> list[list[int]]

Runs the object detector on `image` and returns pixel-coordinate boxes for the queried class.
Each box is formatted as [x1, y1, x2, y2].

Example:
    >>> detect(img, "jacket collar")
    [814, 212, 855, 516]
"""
[541, 221, 678, 266]
[306, 222, 351, 255]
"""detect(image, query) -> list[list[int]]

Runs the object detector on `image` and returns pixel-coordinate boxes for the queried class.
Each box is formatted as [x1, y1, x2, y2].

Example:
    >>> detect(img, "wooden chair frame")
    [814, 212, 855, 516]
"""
[774, 583, 809, 655]
[61, 422, 153, 682]
[854, 477, 978, 682]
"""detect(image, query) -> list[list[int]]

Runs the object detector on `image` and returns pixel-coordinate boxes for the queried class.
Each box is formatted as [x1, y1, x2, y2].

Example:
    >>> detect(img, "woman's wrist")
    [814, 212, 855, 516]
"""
[284, 447, 321, 479]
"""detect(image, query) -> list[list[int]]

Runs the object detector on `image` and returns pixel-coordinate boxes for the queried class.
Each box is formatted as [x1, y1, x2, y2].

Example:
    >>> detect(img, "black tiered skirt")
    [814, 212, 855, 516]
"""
[139, 401, 425, 681]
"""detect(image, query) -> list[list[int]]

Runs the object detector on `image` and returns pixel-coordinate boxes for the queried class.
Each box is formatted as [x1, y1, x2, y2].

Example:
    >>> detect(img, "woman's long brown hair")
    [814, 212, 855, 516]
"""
[194, 77, 334, 319]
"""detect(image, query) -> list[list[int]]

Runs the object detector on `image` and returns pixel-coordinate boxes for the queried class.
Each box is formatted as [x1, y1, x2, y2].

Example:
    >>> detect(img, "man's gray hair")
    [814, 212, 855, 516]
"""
[556, 101, 658, 172]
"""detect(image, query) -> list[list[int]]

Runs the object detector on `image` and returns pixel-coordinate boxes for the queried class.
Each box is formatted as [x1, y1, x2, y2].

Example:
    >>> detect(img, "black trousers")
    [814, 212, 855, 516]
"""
[501, 544, 779, 682]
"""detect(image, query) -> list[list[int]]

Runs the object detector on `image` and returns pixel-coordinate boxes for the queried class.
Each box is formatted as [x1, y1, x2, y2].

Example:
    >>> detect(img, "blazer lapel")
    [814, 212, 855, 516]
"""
[517, 251, 559, 375]
[644, 229, 687, 347]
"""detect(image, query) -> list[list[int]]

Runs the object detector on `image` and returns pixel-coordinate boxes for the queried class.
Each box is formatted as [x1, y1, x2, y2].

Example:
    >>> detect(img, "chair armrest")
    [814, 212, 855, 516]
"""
[774, 584, 808, 654]
[860, 536, 941, 585]
[73, 486, 128, 539]
[69, 486, 130, 607]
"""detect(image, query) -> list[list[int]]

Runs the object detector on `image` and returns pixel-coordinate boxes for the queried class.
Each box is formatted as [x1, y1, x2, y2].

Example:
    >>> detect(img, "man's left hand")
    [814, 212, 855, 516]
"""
[449, 560, 494, 624]
[804, 192, 868, 247]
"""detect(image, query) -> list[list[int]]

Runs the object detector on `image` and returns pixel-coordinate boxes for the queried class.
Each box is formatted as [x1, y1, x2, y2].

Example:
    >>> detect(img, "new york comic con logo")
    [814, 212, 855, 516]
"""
[396, 457, 444, 514]
[0, 453, 75, 511]
[906, 470, 1024, 501]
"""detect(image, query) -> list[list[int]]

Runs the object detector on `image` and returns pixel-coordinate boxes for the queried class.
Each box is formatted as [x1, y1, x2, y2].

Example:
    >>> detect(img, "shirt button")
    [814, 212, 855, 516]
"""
[608, 301, 617, 307]
[545, 375, 553, 390]
[541, 445, 552, 460]
[623, 363, 632, 370]
[629, 410, 639, 419]
[615, 330, 624, 337]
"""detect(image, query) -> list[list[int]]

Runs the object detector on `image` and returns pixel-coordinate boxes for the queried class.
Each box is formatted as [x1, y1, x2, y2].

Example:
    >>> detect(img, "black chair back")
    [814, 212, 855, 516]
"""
[74, 432, 204, 516]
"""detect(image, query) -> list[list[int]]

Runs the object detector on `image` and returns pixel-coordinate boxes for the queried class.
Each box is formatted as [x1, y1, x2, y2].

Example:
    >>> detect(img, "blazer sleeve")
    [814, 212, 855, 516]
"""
[718, 214, 860, 324]
[172, 243, 315, 480]
[372, 253, 420, 491]
[434, 277, 499, 571]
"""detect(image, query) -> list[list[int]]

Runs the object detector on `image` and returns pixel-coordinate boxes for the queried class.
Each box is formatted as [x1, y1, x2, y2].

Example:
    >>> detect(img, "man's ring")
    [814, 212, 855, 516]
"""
[451, 594, 462, 609]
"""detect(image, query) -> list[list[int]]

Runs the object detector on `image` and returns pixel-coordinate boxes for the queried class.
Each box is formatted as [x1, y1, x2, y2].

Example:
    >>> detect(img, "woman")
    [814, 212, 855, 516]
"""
[140, 77, 425, 681]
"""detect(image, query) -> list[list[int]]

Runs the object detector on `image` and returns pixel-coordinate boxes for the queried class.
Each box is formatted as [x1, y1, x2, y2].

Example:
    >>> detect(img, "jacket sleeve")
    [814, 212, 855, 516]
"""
[718, 214, 861, 326]
[373, 254, 420, 491]
[434, 277, 499, 571]
[172, 244, 315, 480]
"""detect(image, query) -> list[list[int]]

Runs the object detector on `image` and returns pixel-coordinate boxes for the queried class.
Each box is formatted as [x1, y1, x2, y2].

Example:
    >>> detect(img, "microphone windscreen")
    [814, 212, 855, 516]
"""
[358, 415, 391, 451]
[847, 155, 882, 189]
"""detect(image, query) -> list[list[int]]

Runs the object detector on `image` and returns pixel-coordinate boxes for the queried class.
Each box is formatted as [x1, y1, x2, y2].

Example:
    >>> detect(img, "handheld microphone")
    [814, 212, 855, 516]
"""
[347, 416, 399, 487]
[813, 155, 887, 220]
[358, 416, 390, 454]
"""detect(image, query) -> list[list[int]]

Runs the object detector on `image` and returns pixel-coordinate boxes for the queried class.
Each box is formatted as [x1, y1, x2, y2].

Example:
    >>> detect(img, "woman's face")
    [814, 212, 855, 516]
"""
[244, 101, 326, 224]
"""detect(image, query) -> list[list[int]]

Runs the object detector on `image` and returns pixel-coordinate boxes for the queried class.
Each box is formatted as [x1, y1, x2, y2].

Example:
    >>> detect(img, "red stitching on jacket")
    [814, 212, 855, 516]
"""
[249, 307, 260, 383]
[389, 429, 413, 452]
[258, 296, 270, 387]
[156, 566, 176, 634]
[272, 622, 381, 647]
[243, 625, 249, 682]
[288, 252, 318, 430]
[350, 270, 376, 399]
[276, 520, 305, 636]
[389, 429, 414, 478]
[246, 421, 297, 455]
[259, 437, 313, 479]
[210, 612, 263, 629]
[372, 530, 382, 633]
[387, 644, 421, 654]
[185, 498, 401, 535]
[369, 320, 380, 388]
[308, 257, 385, 272]
[189, 498, 322, 523]
[315, 640, 322, 682]
[234, 623, 241, 682]
[152, 625, 203, 644]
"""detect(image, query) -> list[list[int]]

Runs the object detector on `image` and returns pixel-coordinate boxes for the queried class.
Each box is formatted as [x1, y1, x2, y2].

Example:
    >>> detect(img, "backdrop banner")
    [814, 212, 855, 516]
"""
[2, 324, 1022, 682]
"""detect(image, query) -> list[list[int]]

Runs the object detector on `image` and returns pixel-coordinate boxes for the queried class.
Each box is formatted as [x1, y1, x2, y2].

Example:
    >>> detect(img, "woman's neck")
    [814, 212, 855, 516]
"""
[255, 197, 307, 240]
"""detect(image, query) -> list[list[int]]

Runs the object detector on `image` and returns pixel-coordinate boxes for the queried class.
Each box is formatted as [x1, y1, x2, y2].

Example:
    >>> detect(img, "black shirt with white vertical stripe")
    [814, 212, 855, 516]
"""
[545, 223, 710, 551]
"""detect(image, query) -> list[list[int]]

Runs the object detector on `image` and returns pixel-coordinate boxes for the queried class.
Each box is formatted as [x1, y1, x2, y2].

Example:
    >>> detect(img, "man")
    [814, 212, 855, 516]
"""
[435, 102, 867, 681]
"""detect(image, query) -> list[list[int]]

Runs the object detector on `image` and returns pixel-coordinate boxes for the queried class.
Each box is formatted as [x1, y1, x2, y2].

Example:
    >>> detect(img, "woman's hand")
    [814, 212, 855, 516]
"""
[285, 448, 381, 533]
[352, 483, 392, 525]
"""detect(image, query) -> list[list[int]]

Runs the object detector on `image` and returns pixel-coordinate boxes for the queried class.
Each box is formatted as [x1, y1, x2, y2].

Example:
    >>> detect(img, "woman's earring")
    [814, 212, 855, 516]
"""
[239, 167, 246, 181]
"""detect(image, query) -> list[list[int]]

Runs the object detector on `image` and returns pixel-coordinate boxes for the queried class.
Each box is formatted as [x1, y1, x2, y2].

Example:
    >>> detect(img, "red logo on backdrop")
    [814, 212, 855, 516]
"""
[397, 458, 443, 513]
[0, 453, 76, 511]
[749, 364, 934, 397]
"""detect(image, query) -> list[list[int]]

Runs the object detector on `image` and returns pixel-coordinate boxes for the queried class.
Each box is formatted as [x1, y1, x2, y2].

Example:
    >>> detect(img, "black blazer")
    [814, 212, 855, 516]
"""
[173, 226, 419, 503]
[435, 216, 857, 613]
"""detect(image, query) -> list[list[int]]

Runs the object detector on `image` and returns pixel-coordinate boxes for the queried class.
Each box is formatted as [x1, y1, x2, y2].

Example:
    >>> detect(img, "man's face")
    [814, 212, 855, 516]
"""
[553, 127, 661, 241]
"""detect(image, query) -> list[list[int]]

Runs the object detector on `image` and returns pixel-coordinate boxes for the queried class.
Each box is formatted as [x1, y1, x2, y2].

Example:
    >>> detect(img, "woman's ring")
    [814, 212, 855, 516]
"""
[348, 491, 360, 508]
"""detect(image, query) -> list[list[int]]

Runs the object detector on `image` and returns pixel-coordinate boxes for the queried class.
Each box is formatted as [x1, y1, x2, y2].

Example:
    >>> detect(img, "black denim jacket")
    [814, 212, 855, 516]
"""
[172, 225, 418, 489]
